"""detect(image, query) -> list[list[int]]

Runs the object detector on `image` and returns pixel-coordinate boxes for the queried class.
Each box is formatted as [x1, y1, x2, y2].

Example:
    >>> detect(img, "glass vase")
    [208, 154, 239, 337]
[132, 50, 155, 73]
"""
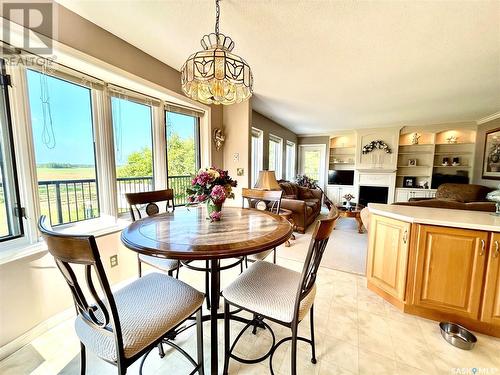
[206, 200, 223, 221]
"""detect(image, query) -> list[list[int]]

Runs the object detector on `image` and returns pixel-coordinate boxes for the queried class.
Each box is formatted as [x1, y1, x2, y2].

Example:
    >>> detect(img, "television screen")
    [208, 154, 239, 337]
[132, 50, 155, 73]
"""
[328, 170, 354, 185]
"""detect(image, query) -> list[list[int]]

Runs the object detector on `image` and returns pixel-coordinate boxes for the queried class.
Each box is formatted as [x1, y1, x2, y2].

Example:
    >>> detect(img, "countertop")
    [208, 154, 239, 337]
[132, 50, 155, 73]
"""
[368, 203, 500, 232]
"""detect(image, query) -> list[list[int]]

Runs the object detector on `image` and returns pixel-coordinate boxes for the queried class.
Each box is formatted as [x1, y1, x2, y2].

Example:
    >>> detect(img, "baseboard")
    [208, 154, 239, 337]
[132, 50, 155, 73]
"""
[0, 308, 74, 361]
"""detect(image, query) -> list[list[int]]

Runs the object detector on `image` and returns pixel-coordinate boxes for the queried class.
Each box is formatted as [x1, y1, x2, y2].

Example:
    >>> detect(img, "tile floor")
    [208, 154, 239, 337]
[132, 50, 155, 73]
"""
[1, 227, 499, 374]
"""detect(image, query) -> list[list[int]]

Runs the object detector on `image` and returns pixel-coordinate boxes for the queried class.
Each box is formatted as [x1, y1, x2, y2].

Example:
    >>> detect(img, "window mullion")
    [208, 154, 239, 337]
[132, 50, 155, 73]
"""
[93, 88, 117, 218]
[153, 105, 167, 190]
[6, 64, 39, 243]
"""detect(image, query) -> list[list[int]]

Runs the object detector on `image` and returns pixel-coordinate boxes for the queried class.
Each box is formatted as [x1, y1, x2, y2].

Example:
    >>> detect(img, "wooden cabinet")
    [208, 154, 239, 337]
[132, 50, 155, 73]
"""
[367, 215, 411, 300]
[394, 188, 437, 202]
[481, 233, 500, 327]
[411, 225, 488, 319]
[326, 185, 355, 205]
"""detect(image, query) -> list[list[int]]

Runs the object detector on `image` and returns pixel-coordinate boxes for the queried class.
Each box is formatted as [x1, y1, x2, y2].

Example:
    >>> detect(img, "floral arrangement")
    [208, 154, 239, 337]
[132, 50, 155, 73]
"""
[186, 167, 237, 221]
[295, 174, 318, 189]
[362, 140, 392, 154]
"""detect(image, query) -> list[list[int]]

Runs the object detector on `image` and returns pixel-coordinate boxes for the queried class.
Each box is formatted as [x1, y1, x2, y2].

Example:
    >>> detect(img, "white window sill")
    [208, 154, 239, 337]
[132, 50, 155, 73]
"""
[0, 216, 131, 266]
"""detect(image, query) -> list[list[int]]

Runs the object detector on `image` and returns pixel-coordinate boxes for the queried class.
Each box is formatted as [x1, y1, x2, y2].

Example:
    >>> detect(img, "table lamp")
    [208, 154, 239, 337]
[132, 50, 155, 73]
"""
[254, 170, 281, 190]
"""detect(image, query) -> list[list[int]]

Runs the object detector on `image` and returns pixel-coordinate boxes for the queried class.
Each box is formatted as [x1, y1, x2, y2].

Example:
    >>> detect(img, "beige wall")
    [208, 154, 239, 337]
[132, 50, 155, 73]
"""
[0, 232, 137, 349]
[0, 2, 226, 353]
[473, 118, 500, 188]
[251, 111, 297, 180]
[222, 102, 251, 206]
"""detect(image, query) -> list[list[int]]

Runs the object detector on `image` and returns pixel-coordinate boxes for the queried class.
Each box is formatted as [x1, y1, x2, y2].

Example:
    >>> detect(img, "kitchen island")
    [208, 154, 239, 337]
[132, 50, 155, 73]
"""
[367, 203, 500, 337]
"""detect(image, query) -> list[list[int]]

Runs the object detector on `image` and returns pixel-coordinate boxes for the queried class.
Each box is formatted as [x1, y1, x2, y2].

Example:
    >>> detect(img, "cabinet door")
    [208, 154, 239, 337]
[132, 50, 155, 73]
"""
[412, 225, 488, 319]
[481, 233, 500, 327]
[395, 188, 408, 202]
[367, 215, 411, 300]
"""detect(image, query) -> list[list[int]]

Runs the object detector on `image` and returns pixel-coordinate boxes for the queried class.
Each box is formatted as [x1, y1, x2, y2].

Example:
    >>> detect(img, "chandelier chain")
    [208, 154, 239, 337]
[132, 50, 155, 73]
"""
[215, 0, 220, 36]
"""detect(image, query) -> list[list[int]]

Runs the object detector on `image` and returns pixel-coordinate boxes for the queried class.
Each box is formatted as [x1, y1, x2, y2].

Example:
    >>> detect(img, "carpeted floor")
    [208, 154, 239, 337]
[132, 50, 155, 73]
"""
[279, 210, 368, 275]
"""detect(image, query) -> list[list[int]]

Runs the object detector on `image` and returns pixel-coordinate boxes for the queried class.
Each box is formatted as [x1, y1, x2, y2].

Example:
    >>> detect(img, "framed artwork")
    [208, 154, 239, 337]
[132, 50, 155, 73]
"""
[408, 159, 417, 166]
[403, 176, 417, 188]
[482, 127, 500, 180]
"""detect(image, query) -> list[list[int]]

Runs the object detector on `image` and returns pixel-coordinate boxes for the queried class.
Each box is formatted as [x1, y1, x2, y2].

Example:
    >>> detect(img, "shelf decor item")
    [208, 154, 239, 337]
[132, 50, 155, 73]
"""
[452, 157, 460, 166]
[411, 133, 421, 145]
[482, 127, 500, 180]
[180, 0, 253, 105]
[486, 185, 500, 216]
[362, 140, 392, 154]
[446, 135, 458, 144]
[186, 167, 237, 221]
[403, 176, 417, 188]
[408, 159, 417, 166]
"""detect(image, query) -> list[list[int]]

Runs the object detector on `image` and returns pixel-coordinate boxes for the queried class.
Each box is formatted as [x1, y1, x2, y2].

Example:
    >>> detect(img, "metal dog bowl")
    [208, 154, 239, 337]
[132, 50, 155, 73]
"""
[439, 322, 477, 350]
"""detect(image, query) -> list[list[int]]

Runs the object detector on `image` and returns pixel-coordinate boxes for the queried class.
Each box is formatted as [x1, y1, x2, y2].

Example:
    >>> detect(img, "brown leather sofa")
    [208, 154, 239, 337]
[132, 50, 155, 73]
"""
[394, 183, 495, 212]
[278, 181, 323, 233]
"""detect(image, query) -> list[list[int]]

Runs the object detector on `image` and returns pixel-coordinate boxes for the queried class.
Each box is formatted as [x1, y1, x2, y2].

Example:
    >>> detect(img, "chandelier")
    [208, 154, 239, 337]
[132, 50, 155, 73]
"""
[180, 0, 253, 105]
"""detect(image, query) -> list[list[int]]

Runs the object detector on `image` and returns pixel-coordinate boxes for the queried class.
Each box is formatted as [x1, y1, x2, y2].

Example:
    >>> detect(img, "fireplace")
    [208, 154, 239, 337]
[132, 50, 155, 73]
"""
[359, 185, 389, 207]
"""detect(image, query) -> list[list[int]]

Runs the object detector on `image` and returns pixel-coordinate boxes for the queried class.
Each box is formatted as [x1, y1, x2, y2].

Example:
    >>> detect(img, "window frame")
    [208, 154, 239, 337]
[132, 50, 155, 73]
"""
[285, 140, 296, 181]
[269, 133, 283, 180]
[110, 94, 156, 215]
[251, 127, 263, 187]
[25, 67, 102, 227]
[0, 60, 24, 242]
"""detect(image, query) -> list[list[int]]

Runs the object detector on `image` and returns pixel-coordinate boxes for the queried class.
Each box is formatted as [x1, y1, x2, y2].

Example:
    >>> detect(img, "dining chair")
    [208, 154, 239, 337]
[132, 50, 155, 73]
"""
[222, 207, 339, 375]
[241, 188, 283, 265]
[38, 216, 205, 375]
[125, 189, 180, 278]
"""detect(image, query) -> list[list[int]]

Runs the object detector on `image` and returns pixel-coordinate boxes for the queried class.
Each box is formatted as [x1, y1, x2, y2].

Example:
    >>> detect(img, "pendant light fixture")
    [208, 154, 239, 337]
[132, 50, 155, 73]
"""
[180, 0, 253, 105]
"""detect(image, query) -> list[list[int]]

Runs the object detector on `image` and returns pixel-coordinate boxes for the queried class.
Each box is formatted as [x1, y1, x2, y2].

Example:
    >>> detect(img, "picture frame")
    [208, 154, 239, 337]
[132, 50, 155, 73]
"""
[482, 127, 500, 180]
[408, 159, 417, 166]
[403, 176, 417, 188]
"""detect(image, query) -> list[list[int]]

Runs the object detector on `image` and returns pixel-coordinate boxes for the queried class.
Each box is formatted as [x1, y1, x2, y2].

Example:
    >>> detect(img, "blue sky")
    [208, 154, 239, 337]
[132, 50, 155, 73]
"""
[27, 69, 196, 166]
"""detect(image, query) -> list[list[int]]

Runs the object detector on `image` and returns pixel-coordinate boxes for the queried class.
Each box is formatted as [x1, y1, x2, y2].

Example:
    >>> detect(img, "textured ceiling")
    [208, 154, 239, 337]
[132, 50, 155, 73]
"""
[57, 0, 500, 135]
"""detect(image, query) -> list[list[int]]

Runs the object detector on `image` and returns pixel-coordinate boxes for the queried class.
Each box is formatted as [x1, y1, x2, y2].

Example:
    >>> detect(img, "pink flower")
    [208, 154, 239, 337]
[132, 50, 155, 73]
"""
[209, 211, 223, 221]
[187, 195, 195, 203]
[195, 171, 214, 186]
[210, 185, 226, 204]
[196, 194, 208, 202]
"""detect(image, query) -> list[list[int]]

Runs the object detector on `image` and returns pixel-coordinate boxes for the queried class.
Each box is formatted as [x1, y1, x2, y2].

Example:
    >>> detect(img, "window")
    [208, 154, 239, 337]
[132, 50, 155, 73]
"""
[251, 128, 263, 187]
[0, 62, 23, 241]
[269, 134, 283, 179]
[26, 69, 99, 226]
[285, 141, 296, 181]
[166, 111, 200, 205]
[111, 96, 154, 213]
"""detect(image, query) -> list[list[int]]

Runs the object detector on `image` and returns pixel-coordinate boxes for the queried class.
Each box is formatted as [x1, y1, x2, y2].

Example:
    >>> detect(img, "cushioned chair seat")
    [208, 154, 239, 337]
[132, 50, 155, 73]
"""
[223, 261, 316, 323]
[75, 273, 204, 362]
[139, 253, 179, 272]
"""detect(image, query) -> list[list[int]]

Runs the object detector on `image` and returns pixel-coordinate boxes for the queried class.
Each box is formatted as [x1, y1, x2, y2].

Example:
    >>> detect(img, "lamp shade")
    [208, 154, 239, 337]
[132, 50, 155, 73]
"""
[255, 171, 281, 190]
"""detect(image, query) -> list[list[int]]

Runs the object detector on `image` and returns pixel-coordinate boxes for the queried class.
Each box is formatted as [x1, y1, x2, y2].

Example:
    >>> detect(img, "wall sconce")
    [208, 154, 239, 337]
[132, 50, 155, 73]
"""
[213, 128, 225, 151]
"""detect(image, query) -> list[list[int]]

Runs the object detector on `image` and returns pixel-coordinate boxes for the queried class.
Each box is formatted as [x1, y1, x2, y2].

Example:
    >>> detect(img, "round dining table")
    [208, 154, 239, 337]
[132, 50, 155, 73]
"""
[120, 206, 292, 374]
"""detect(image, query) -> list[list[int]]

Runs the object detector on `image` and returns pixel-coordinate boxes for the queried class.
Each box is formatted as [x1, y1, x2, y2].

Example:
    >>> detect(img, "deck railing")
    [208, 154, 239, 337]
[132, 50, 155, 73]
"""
[39, 175, 192, 226]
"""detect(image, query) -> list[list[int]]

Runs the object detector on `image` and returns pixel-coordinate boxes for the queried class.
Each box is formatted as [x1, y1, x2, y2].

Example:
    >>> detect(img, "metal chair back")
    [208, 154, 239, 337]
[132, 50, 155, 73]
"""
[125, 189, 175, 221]
[37, 216, 125, 362]
[294, 207, 339, 318]
[241, 188, 283, 214]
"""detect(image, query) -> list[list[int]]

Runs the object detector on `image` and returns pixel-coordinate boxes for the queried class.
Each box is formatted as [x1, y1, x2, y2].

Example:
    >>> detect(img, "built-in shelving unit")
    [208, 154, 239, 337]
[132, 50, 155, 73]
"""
[329, 134, 356, 170]
[396, 128, 476, 189]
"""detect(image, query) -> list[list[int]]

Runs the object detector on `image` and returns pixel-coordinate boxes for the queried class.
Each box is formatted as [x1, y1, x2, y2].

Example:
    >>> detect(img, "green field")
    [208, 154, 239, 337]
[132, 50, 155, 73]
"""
[36, 167, 96, 181]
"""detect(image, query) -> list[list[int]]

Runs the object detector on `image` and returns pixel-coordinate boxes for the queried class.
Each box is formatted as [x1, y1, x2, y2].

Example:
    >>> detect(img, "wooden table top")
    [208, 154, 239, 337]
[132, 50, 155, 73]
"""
[121, 206, 293, 260]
